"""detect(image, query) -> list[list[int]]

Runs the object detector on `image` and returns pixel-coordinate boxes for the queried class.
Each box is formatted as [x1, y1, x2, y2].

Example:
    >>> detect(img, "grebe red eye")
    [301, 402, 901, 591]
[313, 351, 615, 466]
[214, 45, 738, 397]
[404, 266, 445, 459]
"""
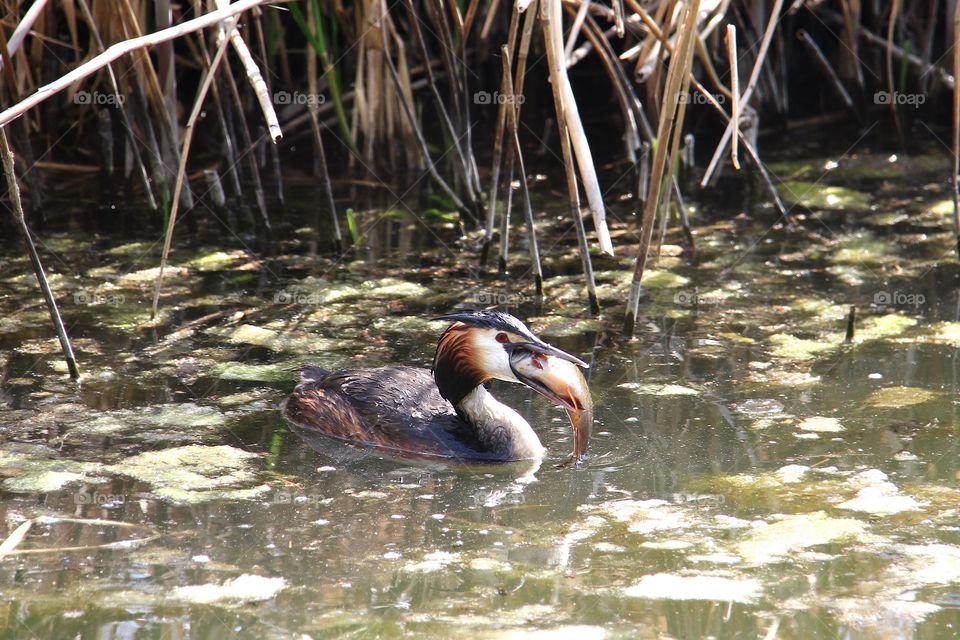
[495, 332, 509, 343]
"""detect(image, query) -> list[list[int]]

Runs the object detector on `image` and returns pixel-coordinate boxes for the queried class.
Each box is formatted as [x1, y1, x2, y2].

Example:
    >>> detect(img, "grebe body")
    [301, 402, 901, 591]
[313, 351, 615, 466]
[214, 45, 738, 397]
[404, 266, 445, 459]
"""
[283, 311, 592, 462]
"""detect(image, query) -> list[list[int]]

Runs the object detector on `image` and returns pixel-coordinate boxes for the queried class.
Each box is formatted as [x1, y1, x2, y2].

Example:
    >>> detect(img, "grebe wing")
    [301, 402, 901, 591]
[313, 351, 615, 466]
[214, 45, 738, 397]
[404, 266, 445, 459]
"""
[285, 366, 491, 459]
[314, 366, 453, 423]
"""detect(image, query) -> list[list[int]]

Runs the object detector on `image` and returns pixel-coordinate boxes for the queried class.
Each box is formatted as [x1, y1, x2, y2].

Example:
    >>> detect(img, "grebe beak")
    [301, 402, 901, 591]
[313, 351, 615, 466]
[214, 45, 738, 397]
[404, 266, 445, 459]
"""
[509, 349, 594, 461]
[509, 339, 589, 368]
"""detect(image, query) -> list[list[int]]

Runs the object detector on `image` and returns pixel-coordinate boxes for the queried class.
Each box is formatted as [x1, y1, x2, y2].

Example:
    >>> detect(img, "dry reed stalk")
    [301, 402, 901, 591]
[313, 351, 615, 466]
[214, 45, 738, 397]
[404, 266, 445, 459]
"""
[725, 24, 740, 170]
[853, 23, 954, 89]
[307, 0, 342, 255]
[541, 0, 600, 312]
[214, 0, 281, 142]
[379, 0, 466, 213]
[885, 0, 905, 147]
[0, 0, 47, 72]
[462, 0, 482, 38]
[953, 1, 960, 258]
[542, 0, 613, 255]
[572, 11, 641, 161]
[500, 46, 544, 295]
[404, 0, 477, 203]
[189, 0, 244, 201]
[482, 0, 522, 264]
[564, 0, 591, 59]
[216, 51, 271, 231]
[690, 77, 787, 220]
[251, 6, 284, 205]
[0, 0, 271, 127]
[796, 29, 858, 119]
[425, 0, 465, 132]
[631, 0, 672, 81]
[701, 0, 784, 187]
[612, 0, 624, 36]
[76, 0, 158, 211]
[0, 520, 32, 559]
[0, 126, 79, 378]
[837, 0, 864, 90]
[151, 16, 235, 320]
[623, 0, 701, 337]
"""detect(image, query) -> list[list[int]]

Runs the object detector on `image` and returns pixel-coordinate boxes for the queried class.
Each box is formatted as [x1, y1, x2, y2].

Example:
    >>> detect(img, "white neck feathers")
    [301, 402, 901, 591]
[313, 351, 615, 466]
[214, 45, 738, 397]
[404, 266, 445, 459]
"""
[457, 387, 545, 460]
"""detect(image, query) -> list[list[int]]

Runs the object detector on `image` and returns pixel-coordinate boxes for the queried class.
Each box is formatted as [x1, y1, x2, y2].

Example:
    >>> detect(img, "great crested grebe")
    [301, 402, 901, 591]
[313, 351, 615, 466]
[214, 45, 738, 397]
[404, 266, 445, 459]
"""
[283, 310, 593, 462]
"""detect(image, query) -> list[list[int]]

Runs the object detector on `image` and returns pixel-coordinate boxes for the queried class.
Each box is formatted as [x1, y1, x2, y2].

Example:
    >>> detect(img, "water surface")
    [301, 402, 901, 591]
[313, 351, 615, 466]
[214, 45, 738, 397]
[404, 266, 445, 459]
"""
[1, 138, 960, 638]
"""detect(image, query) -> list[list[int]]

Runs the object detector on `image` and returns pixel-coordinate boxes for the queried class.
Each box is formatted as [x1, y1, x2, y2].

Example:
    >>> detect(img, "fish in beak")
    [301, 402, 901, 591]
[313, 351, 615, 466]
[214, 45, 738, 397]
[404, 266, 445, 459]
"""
[509, 347, 593, 463]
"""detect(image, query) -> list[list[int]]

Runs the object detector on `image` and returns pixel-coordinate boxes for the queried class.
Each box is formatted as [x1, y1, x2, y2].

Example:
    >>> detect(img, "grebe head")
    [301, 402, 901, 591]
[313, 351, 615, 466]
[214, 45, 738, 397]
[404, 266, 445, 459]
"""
[432, 310, 587, 406]
[509, 349, 593, 461]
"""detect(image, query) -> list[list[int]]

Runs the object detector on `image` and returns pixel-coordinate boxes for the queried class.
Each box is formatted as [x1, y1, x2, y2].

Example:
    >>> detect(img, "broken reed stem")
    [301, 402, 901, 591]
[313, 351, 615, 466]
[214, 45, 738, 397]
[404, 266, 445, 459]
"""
[725, 24, 740, 171]
[701, 0, 784, 187]
[501, 46, 543, 296]
[151, 18, 235, 320]
[0, 126, 80, 378]
[690, 78, 789, 221]
[216, 0, 282, 143]
[796, 29, 858, 119]
[954, 1, 960, 259]
[0, 0, 272, 128]
[845, 305, 856, 343]
[565, 0, 590, 59]
[623, 0, 701, 337]
[499, 149, 515, 273]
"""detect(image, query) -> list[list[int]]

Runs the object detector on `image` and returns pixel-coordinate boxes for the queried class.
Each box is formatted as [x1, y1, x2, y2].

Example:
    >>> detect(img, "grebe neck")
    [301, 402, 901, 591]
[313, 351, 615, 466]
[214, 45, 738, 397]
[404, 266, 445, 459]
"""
[456, 386, 544, 460]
